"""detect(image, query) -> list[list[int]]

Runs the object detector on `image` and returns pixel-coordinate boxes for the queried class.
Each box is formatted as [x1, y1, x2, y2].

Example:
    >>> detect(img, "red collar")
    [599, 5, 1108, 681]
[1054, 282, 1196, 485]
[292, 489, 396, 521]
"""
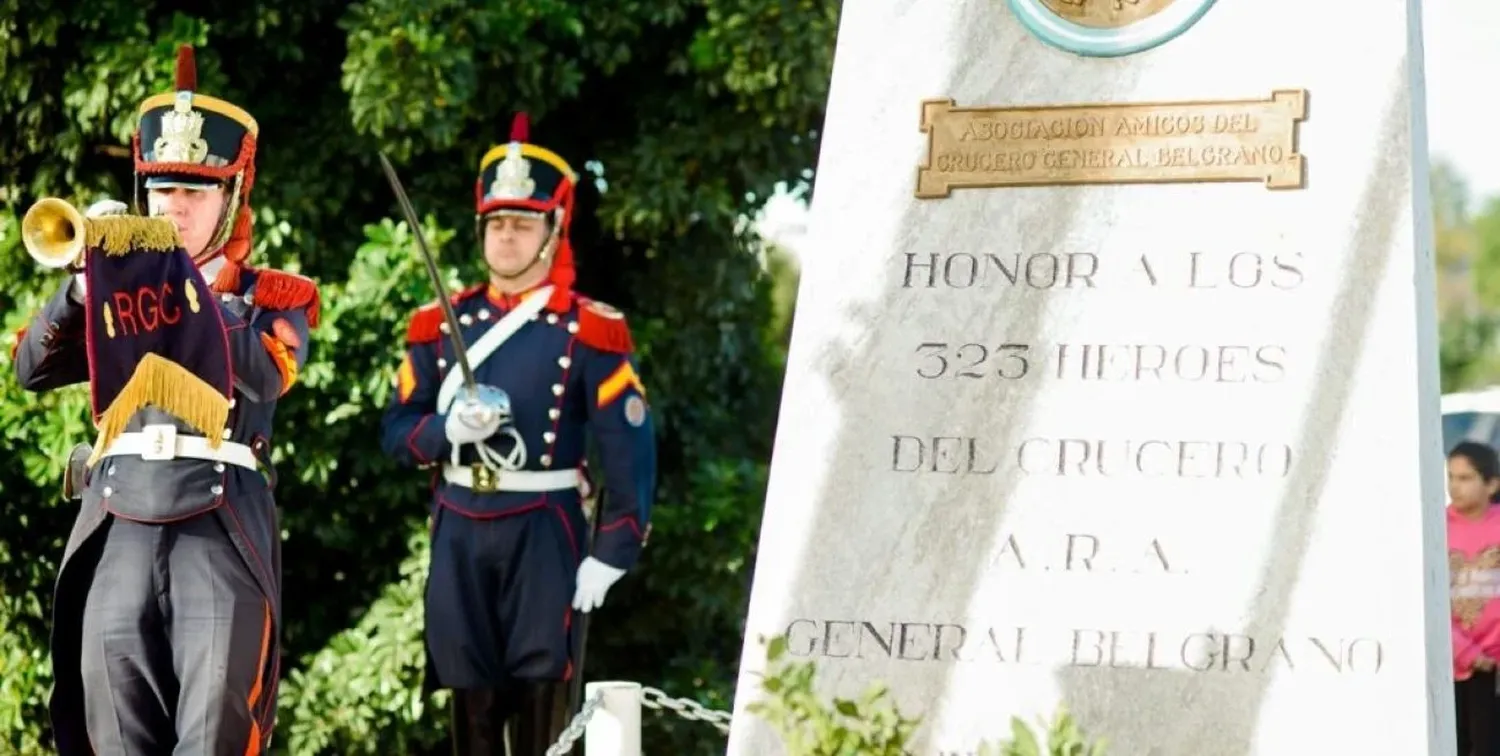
[485, 282, 571, 313]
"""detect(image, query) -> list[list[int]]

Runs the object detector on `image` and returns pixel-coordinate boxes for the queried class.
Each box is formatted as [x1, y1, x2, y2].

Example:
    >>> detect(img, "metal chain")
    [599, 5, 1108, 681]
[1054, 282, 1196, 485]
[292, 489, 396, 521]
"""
[640, 686, 733, 734]
[545, 692, 605, 756]
[543, 684, 733, 755]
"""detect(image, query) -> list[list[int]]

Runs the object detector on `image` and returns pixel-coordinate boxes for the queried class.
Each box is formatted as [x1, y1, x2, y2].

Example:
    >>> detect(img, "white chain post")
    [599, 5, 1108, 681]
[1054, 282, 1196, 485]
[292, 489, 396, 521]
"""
[546, 679, 734, 754]
[584, 681, 643, 756]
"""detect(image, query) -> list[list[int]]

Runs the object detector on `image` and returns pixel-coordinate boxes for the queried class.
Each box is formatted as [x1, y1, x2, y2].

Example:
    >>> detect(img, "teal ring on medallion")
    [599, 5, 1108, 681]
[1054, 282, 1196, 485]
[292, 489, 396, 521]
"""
[1005, 0, 1219, 58]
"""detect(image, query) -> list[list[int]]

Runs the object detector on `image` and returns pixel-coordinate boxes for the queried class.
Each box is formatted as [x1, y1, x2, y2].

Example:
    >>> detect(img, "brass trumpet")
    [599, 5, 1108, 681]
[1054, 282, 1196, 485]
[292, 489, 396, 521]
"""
[21, 197, 87, 270]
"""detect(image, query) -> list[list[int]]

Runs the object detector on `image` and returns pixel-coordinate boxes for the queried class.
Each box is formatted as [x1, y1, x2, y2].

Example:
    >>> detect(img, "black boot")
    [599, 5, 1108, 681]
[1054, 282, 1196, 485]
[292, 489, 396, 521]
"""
[507, 680, 570, 756]
[451, 688, 510, 756]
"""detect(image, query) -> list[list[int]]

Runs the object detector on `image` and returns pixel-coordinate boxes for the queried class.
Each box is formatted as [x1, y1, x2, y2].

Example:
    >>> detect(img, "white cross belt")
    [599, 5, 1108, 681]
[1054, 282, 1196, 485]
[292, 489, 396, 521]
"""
[442, 465, 581, 493]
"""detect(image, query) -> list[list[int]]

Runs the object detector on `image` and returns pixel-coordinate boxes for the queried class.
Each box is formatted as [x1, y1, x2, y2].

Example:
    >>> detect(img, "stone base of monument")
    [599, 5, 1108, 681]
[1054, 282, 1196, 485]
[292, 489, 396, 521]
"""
[729, 0, 1453, 754]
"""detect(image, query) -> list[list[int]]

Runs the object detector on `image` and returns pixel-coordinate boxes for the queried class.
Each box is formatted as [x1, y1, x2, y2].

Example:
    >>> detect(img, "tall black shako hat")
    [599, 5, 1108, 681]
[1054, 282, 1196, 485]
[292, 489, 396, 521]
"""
[132, 44, 259, 277]
[474, 113, 580, 296]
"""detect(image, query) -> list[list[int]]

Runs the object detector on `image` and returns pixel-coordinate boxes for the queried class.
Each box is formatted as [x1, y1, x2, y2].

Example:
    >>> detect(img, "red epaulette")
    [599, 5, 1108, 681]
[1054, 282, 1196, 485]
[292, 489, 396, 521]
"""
[405, 304, 445, 345]
[253, 269, 323, 329]
[405, 284, 484, 345]
[575, 297, 636, 354]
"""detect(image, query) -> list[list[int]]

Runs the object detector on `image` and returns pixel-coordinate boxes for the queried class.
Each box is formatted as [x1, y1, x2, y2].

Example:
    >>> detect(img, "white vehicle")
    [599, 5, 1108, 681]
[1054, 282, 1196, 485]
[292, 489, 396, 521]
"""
[1441, 385, 1500, 452]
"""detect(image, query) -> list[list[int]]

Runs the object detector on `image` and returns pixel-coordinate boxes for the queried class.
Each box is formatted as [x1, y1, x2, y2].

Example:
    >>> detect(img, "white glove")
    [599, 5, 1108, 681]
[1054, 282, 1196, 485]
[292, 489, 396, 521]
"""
[572, 556, 626, 613]
[444, 397, 502, 445]
[67, 200, 127, 303]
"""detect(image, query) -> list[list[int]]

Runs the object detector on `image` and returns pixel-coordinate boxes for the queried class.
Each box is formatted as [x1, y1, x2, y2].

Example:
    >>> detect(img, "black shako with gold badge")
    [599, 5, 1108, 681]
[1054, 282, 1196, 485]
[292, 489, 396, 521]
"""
[13, 43, 320, 755]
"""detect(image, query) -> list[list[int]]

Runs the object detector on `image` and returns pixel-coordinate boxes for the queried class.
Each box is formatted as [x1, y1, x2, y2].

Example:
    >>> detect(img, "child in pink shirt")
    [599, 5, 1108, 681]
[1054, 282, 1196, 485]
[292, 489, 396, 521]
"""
[1449, 440, 1500, 756]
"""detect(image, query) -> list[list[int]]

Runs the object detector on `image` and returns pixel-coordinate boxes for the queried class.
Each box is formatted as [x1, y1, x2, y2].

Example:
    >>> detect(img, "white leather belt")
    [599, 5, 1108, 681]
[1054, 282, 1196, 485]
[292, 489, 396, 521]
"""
[442, 465, 580, 493]
[100, 424, 259, 470]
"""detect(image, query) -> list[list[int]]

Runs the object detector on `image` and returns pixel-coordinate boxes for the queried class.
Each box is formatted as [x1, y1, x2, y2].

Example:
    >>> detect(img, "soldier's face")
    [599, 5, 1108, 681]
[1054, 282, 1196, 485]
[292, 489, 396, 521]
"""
[483, 213, 549, 278]
[147, 185, 227, 261]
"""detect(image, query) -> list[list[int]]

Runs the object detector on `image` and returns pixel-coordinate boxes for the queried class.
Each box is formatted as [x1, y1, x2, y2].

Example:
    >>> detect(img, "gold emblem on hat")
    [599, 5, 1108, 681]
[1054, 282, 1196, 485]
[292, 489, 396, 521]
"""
[489, 142, 536, 200]
[155, 91, 210, 164]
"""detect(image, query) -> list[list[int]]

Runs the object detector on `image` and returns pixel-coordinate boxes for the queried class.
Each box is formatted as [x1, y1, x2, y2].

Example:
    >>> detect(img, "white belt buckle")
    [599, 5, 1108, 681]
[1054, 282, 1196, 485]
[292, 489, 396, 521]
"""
[139, 424, 178, 461]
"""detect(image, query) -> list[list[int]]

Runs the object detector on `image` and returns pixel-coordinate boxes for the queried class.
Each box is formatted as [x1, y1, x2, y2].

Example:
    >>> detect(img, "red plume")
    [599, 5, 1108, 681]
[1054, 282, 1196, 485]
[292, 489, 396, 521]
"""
[175, 44, 197, 91]
[510, 112, 529, 143]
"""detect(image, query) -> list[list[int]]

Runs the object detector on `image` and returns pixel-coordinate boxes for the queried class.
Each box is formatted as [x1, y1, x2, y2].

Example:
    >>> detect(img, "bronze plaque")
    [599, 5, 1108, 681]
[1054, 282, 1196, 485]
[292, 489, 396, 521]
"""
[1039, 0, 1180, 29]
[914, 89, 1307, 198]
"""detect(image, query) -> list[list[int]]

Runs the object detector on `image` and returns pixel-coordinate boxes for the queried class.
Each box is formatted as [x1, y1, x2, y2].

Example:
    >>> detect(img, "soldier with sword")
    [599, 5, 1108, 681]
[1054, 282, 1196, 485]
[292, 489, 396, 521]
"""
[377, 113, 657, 755]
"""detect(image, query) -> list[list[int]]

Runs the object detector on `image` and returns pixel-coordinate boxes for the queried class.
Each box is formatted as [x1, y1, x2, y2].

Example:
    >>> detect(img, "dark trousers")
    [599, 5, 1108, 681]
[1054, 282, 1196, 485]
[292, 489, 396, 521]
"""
[426, 504, 583, 688]
[428, 505, 582, 755]
[78, 515, 271, 755]
[449, 683, 569, 756]
[1458, 670, 1500, 756]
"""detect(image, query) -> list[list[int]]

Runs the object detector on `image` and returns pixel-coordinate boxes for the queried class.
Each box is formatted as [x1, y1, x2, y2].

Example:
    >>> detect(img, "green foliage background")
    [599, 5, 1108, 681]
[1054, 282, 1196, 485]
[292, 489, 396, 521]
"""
[0, 0, 833, 752]
[1433, 159, 1500, 392]
[5, 1, 1499, 754]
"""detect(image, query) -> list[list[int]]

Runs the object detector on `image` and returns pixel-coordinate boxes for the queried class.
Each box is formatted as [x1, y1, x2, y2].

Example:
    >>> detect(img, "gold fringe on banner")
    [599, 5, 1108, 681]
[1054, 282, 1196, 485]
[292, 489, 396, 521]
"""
[86, 353, 230, 467]
[85, 215, 182, 256]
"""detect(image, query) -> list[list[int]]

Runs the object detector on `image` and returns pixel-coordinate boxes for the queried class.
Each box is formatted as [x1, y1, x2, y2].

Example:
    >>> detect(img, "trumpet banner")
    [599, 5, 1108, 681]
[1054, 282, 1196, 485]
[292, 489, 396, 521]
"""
[81, 215, 234, 460]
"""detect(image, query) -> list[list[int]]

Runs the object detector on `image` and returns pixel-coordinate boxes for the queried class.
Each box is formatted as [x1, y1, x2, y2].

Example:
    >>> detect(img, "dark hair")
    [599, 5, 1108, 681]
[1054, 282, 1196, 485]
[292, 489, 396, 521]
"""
[1450, 441, 1500, 501]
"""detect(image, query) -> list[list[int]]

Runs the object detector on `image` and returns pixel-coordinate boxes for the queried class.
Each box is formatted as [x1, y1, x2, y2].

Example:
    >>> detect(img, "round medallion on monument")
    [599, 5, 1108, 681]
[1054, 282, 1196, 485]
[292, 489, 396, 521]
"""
[1008, 0, 1217, 57]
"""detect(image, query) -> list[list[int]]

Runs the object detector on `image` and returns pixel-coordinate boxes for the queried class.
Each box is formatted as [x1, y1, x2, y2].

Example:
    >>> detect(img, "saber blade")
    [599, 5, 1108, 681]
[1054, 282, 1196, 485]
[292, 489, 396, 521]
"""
[377, 152, 479, 396]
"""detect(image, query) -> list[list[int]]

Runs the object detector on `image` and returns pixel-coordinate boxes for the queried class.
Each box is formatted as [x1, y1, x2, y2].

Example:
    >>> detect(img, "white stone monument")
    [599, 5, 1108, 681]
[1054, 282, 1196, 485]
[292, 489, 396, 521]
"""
[728, 0, 1454, 754]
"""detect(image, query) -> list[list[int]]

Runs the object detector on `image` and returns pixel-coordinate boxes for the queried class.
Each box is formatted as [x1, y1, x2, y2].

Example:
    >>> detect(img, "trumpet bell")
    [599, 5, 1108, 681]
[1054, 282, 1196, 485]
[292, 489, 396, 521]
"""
[22, 197, 86, 270]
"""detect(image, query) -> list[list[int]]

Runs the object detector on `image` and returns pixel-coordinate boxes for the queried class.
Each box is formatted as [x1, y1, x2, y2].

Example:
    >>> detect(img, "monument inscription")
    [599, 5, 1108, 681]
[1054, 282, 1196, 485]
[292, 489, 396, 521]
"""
[780, 618, 1386, 676]
[730, 1, 1451, 754]
[899, 249, 1307, 290]
[915, 90, 1308, 197]
[908, 342, 1289, 383]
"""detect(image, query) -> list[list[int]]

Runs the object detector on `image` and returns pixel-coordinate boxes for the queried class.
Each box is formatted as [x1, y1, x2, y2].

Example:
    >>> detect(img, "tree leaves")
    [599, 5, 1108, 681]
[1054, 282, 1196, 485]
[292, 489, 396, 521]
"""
[1434, 158, 1500, 390]
[746, 635, 923, 756]
[0, 0, 837, 753]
